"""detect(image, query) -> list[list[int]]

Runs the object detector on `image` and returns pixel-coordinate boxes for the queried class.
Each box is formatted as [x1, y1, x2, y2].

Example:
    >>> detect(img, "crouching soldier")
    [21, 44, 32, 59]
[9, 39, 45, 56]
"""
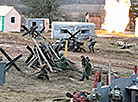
[87, 88, 103, 102]
[108, 86, 124, 102]
[80, 55, 92, 81]
[55, 53, 69, 70]
[37, 66, 49, 80]
[88, 36, 96, 53]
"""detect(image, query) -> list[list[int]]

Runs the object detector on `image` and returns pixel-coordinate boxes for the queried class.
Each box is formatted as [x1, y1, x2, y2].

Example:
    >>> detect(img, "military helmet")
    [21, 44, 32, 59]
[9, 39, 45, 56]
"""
[114, 85, 120, 90]
[60, 53, 64, 57]
[56, 40, 60, 43]
[80, 55, 85, 60]
[86, 56, 90, 62]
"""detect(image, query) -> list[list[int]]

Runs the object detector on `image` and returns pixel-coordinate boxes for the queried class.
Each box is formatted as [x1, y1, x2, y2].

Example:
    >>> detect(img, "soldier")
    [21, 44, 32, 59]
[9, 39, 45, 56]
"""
[53, 40, 64, 56]
[87, 88, 103, 102]
[37, 65, 49, 80]
[88, 36, 96, 53]
[80, 55, 92, 81]
[55, 53, 69, 70]
[69, 40, 75, 51]
[108, 85, 124, 102]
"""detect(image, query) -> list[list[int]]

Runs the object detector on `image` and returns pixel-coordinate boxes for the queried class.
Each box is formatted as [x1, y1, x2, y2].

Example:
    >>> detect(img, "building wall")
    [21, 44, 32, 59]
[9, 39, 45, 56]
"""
[44, 19, 49, 32]
[52, 22, 95, 39]
[5, 8, 21, 32]
[26, 19, 47, 32]
[89, 16, 101, 30]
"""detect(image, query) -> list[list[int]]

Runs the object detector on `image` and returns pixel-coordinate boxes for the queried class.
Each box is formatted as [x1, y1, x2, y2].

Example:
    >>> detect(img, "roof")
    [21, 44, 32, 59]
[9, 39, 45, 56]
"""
[26, 18, 46, 20]
[0, 6, 14, 16]
[85, 12, 103, 16]
[126, 85, 138, 91]
[52, 21, 95, 26]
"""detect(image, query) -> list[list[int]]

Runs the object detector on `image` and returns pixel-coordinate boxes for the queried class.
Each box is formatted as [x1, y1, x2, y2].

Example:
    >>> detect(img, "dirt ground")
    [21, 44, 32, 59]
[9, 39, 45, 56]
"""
[0, 32, 138, 102]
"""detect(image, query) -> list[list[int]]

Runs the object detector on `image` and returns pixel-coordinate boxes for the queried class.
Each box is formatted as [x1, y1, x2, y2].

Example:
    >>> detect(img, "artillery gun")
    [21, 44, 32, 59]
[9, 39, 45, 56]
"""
[61, 29, 86, 52]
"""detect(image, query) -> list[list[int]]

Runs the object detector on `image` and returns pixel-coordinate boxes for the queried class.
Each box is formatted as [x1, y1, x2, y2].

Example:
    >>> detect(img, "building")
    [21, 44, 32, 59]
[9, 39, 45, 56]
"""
[25, 18, 49, 33]
[85, 12, 104, 30]
[135, 17, 138, 37]
[0, 6, 21, 32]
[51, 22, 95, 39]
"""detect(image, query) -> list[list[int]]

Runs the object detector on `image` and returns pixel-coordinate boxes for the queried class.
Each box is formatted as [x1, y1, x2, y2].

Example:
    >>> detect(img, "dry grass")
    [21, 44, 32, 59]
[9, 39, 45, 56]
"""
[0, 31, 138, 102]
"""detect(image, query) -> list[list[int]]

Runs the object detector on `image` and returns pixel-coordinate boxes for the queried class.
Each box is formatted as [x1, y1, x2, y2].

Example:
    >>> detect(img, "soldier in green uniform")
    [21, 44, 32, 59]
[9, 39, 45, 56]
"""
[55, 53, 69, 70]
[87, 88, 103, 102]
[108, 86, 124, 102]
[80, 55, 92, 81]
[88, 36, 96, 53]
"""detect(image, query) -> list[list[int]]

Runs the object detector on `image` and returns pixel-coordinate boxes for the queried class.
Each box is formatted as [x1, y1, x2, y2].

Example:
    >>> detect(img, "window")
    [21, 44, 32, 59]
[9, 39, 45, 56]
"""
[60, 29, 68, 33]
[32, 22, 36, 27]
[81, 30, 89, 34]
[11, 17, 15, 23]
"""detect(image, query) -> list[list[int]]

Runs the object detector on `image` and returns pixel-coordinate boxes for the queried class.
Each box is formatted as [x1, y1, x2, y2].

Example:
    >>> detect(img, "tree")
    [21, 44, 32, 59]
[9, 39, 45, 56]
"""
[21, 0, 61, 21]
[130, 0, 138, 30]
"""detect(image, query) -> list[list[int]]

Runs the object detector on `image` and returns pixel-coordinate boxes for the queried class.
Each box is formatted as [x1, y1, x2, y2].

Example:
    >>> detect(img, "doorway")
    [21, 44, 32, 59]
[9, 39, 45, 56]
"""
[32, 22, 36, 27]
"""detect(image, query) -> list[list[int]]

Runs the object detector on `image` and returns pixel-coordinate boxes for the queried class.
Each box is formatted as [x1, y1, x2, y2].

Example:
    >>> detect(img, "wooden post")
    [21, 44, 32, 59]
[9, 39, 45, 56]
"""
[65, 40, 68, 57]
[28, 57, 38, 67]
[106, 75, 109, 85]
[41, 38, 53, 57]
[134, 66, 137, 74]
[32, 38, 53, 72]
[35, 47, 43, 67]
[108, 56, 111, 86]
[0, 48, 21, 72]
[48, 42, 60, 59]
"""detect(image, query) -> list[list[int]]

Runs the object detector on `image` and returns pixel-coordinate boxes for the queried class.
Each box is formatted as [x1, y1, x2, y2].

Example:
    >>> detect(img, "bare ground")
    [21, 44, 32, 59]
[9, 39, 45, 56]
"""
[0, 32, 138, 102]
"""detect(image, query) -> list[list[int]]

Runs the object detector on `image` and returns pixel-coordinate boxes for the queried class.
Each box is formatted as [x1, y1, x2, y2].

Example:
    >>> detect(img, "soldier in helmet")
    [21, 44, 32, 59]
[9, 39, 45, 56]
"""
[108, 85, 124, 102]
[88, 36, 96, 53]
[55, 53, 69, 70]
[87, 88, 103, 102]
[80, 55, 92, 81]
[37, 64, 49, 80]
